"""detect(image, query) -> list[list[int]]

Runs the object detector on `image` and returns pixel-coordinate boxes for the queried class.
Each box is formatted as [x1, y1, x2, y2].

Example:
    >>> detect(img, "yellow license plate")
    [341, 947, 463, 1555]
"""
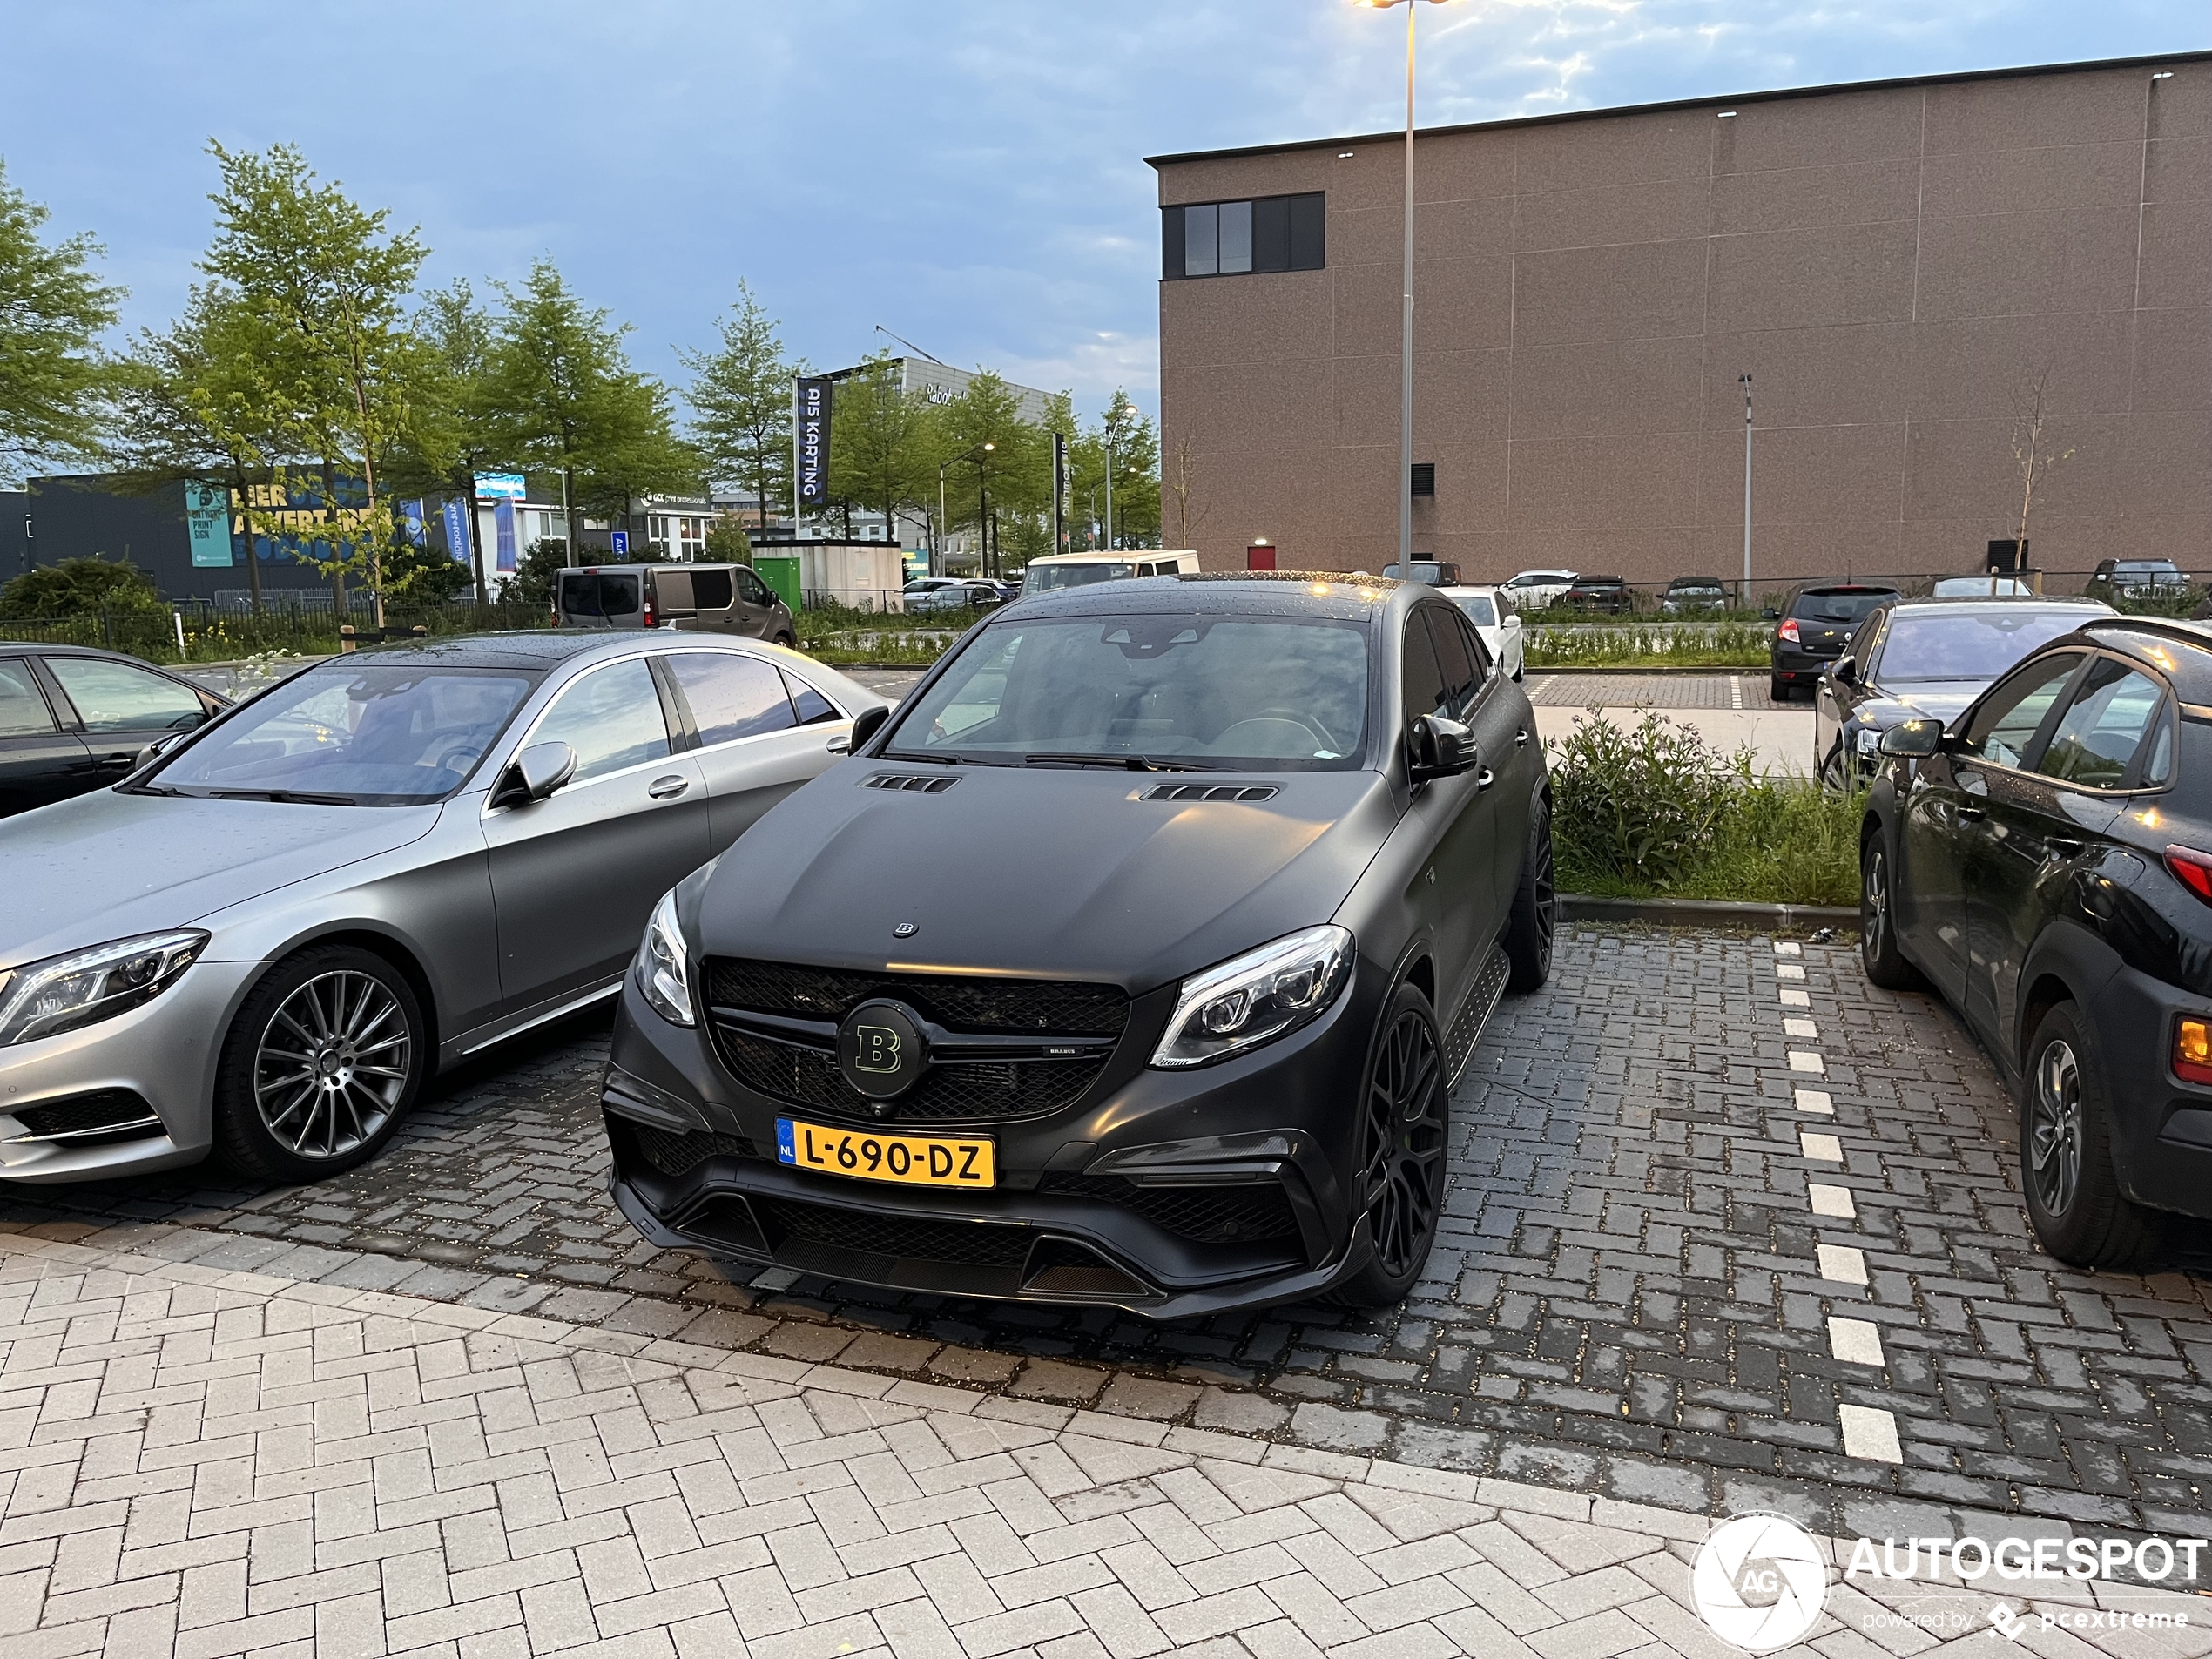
[775, 1117, 995, 1189]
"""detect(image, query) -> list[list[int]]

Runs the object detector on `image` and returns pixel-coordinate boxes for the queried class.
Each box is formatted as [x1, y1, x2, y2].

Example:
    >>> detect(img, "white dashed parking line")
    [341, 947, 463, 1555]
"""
[1788, 1049, 1826, 1075]
[1808, 1182, 1858, 1219]
[1840, 1402, 1905, 1462]
[1800, 1130, 1844, 1163]
[1795, 1088, 1834, 1114]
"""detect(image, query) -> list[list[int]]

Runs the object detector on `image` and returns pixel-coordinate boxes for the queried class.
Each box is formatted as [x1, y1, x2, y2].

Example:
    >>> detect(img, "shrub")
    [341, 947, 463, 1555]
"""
[0, 556, 166, 620]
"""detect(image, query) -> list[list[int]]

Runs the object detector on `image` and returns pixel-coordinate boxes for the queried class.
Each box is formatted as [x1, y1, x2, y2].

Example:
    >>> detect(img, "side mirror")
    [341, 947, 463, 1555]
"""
[1878, 719, 1944, 759]
[1408, 714, 1477, 785]
[490, 740, 577, 809]
[847, 705, 890, 752]
[135, 732, 187, 770]
[1833, 655, 1858, 686]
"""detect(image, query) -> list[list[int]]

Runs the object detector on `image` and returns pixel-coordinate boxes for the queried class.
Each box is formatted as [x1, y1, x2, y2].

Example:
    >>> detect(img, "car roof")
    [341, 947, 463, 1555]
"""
[1668, 576, 1726, 585]
[1010, 569, 1402, 624]
[2077, 615, 2212, 692]
[332, 631, 690, 671]
[1436, 584, 1500, 598]
[1886, 596, 2112, 613]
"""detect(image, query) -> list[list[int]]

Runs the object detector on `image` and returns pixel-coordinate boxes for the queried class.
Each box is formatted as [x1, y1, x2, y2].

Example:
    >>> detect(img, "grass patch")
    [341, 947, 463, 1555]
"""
[1525, 621, 1770, 669]
[1552, 711, 1861, 907]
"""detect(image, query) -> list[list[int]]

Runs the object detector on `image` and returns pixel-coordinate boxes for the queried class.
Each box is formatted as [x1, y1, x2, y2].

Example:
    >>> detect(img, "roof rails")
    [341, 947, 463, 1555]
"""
[2079, 614, 2212, 649]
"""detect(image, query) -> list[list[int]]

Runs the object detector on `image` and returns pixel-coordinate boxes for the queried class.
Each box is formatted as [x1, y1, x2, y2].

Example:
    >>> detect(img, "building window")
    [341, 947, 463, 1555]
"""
[1163, 192, 1324, 280]
[1411, 463, 1435, 498]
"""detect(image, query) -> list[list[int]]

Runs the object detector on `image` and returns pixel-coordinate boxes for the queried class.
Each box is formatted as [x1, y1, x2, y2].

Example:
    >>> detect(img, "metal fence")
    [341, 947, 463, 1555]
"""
[0, 598, 552, 668]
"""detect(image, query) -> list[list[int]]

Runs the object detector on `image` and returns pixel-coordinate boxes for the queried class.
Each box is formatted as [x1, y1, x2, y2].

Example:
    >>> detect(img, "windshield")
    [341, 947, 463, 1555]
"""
[1453, 596, 1497, 628]
[1023, 561, 1135, 595]
[2116, 562, 2182, 578]
[152, 664, 537, 806]
[560, 571, 640, 617]
[1878, 611, 2092, 683]
[1791, 588, 1895, 624]
[887, 613, 1371, 769]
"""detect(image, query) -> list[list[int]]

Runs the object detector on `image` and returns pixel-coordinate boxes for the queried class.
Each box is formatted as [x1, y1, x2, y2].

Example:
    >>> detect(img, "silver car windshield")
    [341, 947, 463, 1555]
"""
[889, 614, 1370, 770]
[151, 664, 538, 806]
[1879, 612, 2090, 683]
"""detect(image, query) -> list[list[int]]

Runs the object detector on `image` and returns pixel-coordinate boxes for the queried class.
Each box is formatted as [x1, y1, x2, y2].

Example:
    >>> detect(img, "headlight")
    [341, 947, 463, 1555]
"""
[1151, 924, 1353, 1069]
[0, 930, 208, 1048]
[1857, 725, 1884, 752]
[636, 889, 695, 1027]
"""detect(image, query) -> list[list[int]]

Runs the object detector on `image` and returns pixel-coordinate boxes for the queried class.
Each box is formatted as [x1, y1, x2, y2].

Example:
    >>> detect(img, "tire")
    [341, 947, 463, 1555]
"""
[1858, 835, 1923, 991]
[2019, 1002, 2162, 1270]
[1504, 796, 1555, 994]
[1329, 981, 1448, 1309]
[212, 945, 425, 1183]
[1770, 675, 1791, 702]
[775, 631, 798, 649]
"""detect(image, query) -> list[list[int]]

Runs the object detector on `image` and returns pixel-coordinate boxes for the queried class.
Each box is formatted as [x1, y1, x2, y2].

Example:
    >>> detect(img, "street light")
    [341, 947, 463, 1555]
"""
[1738, 374, 1753, 608]
[1355, 0, 1458, 571]
[1103, 396, 1133, 551]
[938, 442, 994, 578]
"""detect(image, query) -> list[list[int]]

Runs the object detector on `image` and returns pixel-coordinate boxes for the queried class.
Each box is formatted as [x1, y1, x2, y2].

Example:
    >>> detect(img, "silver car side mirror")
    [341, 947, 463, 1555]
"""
[491, 740, 577, 809]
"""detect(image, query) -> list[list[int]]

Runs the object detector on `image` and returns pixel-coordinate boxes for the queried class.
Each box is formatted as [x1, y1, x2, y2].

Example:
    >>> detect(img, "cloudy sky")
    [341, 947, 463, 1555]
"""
[1, 2, 2201, 424]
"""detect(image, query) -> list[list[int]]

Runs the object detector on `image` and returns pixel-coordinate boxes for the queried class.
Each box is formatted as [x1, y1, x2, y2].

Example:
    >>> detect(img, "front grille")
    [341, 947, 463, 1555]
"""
[10, 1090, 161, 1143]
[705, 959, 1128, 1036]
[630, 1124, 758, 1177]
[715, 1029, 1104, 1123]
[1041, 1173, 1301, 1245]
[1143, 783, 1278, 803]
[753, 1197, 1034, 1265]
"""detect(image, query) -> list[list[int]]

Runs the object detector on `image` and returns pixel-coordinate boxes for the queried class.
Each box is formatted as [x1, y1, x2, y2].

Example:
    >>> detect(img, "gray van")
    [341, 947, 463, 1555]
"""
[555, 563, 796, 644]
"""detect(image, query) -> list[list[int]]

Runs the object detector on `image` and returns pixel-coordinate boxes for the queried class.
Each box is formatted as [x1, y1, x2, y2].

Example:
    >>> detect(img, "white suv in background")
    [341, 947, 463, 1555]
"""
[1440, 585, 1527, 681]
[1500, 570, 1577, 612]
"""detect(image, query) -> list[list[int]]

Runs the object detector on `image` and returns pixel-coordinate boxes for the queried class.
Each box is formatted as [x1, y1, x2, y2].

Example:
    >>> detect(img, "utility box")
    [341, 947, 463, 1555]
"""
[1247, 543, 1277, 570]
[752, 555, 802, 612]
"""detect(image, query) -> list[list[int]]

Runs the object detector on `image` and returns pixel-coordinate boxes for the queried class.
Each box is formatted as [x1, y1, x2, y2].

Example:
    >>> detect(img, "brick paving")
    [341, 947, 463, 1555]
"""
[4, 1231, 2202, 1659]
[9, 930, 2212, 1555]
[1525, 673, 1781, 711]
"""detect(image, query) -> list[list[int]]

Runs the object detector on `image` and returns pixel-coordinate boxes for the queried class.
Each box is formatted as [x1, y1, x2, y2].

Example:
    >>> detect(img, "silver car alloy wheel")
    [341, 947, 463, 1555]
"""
[253, 970, 411, 1159]
[2027, 1038, 2083, 1220]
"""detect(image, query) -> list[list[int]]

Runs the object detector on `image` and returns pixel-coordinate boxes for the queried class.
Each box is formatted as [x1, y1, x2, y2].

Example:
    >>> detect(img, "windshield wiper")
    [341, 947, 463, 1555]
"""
[1022, 752, 1217, 772]
[206, 788, 361, 806]
[118, 782, 179, 796]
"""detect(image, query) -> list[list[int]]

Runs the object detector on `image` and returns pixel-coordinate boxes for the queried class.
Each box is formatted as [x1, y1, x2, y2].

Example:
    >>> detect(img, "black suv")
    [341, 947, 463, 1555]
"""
[1859, 616, 2212, 1267]
[1554, 576, 1633, 615]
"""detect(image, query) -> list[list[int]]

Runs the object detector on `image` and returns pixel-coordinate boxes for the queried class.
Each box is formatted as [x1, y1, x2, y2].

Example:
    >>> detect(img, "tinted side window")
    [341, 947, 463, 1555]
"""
[1402, 615, 1447, 725]
[0, 659, 57, 736]
[1962, 652, 2080, 770]
[669, 652, 797, 746]
[2037, 660, 2167, 791]
[1422, 610, 1477, 716]
[692, 570, 735, 610]
[597, 574, 640, 617]
[559, 572, 599, 617]
[782, 671, 839, 725]
[531, 659, 671, 783]
[45, 658, 206, 733]
[654, 570, 694, 610]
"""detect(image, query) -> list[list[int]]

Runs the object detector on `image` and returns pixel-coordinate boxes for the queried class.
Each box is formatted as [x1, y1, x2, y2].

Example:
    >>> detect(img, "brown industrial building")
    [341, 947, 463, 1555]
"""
[1150, 51, 2210, 592]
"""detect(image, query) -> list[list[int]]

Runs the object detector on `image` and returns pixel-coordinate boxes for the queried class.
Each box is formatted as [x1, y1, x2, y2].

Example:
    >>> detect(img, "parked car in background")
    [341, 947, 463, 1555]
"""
[1554, 576, 1633, 616]
[556, 563, 796, 645]
[1661, 577, 1730, 615]
[1932, 576, 2037, 598]
[0, 645, 227, 819]
[1021, 551, 1201, 597]
[905, 579, 1006, 614]
[1381, 561, 1460, 586]
[903, 578, 964, 604]
[1770, 582, 1903, 699]
[601, 572, 1555, 1318]
[0, 633, 883, 1188]
[1812, 596, 2113, 786]
[2088, 559, 2189, 604]
[1500, 570, 1577, 612]
[1859, 616, 2212, 1270]
[1440, 584, 1526, 680]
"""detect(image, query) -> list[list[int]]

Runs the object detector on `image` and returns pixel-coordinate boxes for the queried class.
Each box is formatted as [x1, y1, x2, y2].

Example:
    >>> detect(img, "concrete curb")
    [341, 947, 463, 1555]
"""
[1560, 893, 1859, 931]
[1526, 664, 1766, 676]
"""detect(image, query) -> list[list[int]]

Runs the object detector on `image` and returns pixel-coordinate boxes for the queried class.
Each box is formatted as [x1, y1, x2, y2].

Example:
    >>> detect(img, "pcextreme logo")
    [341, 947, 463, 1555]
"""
[1690, 1513, 1829, 1651]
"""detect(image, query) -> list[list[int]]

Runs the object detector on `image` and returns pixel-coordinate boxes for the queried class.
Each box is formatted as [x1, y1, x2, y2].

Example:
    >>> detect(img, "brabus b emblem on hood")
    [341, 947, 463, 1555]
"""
[838, 1000, 928, 1108]
[892, 921, 918, 939]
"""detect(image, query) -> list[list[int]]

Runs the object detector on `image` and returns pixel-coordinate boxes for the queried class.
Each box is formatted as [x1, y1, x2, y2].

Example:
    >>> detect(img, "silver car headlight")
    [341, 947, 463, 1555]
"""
[0, 930, 209, 1048]
[637, 889, 695, 1028]
[1151, 924, 1353, 1069]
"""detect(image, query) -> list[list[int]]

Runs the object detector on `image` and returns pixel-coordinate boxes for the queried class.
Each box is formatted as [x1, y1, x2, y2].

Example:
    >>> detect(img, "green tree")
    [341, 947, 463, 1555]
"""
[680, 281, 796, 531]
[505, 538, 569, 610]
[480, 260, 692, 563]
[405, 278, 507, 602]
[1068, 389, 1159, 550]
[703, 517, 752, 563]
[935, 369, 1046, 577]
[0, 159, 125, 485]
[199, 141, 431, 628]
[827, 352, 937, 554]
[0, 556, 163, 620]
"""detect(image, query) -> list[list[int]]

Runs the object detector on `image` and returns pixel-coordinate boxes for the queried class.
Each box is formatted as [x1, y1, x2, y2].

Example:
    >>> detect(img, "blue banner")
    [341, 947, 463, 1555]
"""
[441, 498, 470, 564]
[797, 377, 832, 507]
[400, 499, 426, 549]
[495, 499, 516, 572]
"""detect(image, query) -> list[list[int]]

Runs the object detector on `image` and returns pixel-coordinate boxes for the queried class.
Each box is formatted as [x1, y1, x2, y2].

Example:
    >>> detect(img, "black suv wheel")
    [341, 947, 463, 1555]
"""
[1331, 981, 1447, 1308]
[2020, 1002, 2160, 1270]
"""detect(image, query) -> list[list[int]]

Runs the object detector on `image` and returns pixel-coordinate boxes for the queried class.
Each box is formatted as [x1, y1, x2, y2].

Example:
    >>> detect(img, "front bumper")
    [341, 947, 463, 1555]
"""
[2093, 961, 2212, 1221]
[600, 961, 1386, 1319]
[0, 959, 258, 1183]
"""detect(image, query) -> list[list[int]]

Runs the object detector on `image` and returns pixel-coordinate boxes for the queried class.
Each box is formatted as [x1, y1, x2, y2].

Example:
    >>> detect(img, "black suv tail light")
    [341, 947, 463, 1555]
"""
[2165, 846, 2212, 906]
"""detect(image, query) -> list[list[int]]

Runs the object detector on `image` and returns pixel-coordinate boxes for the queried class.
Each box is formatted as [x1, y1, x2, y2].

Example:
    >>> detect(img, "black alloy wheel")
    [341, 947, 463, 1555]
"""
[1331, 981, 1447, 1307]
[1858, 835, 1922, 989]
[1505, 797, 1555, 993]
[2018, 1002, 2160, 1270]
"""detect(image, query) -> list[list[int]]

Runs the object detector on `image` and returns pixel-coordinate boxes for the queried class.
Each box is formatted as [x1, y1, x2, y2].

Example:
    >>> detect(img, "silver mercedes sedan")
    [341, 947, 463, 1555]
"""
[0, 631, 884, 1186]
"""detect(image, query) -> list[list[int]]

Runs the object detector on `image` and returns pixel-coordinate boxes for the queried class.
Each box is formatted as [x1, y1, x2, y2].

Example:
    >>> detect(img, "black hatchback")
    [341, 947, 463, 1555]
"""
[1858, 617, 2212, 1266]
[0, 644, 226, 818]
[1770, 583, 1901, 700]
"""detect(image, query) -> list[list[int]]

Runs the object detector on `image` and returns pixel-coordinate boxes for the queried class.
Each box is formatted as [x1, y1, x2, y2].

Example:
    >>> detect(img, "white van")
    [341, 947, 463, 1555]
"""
[1020, 550, 1202, 597]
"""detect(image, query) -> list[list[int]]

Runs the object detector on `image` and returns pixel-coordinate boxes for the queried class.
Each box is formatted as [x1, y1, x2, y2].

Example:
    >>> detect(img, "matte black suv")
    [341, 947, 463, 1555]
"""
[1860, 616, 2212, 1267]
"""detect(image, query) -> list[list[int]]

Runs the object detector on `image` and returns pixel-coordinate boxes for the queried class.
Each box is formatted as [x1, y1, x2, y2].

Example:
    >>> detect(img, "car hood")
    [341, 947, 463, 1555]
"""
[1860, 683, 1986, 725]
[0, 790, 443, 968]
[696, 762, 1401, 994]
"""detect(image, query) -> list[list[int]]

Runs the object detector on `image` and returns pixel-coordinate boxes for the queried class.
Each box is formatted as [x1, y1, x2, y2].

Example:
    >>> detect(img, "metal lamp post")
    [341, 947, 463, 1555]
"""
[1738, 374, 1753, 608]
[1357, 0, 1456, 570]
[1103, 396, 1131, 553]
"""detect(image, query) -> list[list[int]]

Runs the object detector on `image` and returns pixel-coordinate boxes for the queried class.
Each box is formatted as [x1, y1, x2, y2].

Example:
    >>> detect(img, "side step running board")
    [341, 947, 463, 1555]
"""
[1440, 945, 1511, 1089]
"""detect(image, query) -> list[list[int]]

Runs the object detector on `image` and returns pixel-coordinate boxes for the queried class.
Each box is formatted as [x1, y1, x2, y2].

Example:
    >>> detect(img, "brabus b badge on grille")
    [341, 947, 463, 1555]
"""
[838, 999, 928, 1109]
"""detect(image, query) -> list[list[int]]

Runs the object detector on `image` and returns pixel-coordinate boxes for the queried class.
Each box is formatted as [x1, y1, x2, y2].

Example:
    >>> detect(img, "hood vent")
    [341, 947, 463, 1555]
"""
[1144, 783, 1278, 803]
[864, 772, 959, 793]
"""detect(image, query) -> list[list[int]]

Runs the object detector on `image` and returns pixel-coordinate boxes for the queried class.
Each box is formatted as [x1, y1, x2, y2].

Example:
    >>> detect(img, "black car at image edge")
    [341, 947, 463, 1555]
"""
[1858, 614, 2212, 1267]
[597, 572, 1554, 1318]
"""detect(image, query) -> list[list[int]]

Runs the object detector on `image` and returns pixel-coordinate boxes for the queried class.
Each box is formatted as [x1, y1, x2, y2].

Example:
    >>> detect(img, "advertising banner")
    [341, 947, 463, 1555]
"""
[494, 498, 517, 572]
[399, 499, 426, 549]
[185, 482, 233, 567]
[441, 499, 471, 564]
[797, 377, 833, 508]
[474, 471, 527, 500]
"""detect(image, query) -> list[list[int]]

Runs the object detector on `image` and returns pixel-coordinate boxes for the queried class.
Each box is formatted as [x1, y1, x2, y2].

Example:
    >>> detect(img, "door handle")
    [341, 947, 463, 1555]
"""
[646, 775, 691, 799]
[826, 734, 852, 755]
[1514, 728, 1530, 747]
[2046, 836, 2084, 858]
[1475, 768, 1495, 791]
[1956, 806, 1986, 822]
